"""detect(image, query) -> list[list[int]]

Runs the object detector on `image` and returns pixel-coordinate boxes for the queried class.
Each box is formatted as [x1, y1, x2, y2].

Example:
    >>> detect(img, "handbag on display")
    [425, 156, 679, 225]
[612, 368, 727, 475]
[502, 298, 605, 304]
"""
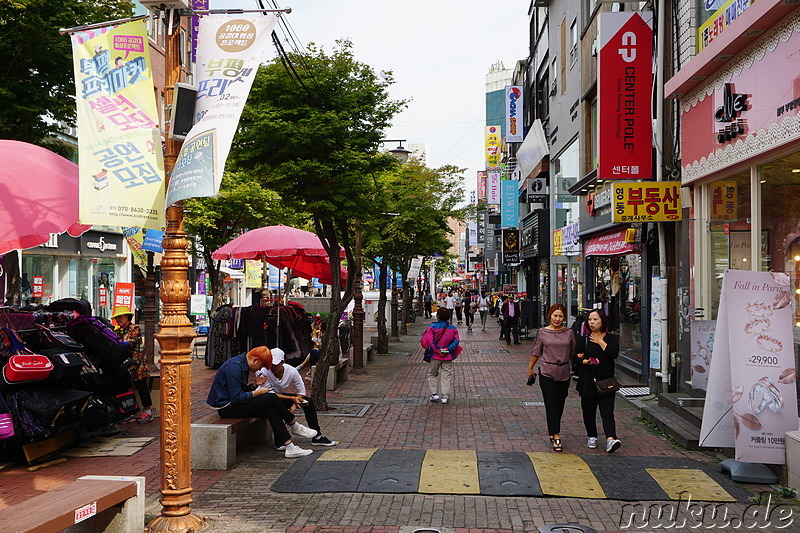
[113, 389, 138, 416]
[2, 353, 54, 383]
[42, 348, 86, 383]
[35, 324, 84, 351]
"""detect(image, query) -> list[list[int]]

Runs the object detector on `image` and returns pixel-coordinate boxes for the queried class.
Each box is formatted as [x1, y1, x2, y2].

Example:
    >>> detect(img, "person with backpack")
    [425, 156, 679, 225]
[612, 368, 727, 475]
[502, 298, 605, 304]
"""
[420, 308, 462, 404]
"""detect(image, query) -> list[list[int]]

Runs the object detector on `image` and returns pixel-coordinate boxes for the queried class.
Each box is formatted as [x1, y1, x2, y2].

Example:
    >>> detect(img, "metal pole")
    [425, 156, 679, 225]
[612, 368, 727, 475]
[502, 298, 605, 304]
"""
[390, 271, 399, 340]
[352, 220, 364, 368]
[146, 9, 204, 533]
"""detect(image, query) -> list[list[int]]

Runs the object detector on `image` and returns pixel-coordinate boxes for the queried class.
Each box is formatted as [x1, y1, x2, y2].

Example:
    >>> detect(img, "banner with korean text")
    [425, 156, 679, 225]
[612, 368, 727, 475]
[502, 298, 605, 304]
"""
[504, 86, 523, 142]
[502, 229, 520, 264]
[598, 12, 653, 180]
[612, 181, 682, 223]
[485, 126, 501, 170]
[71, 21, 165, 229]
[700, 270, 798, 464]
[166, 15, 277, 206]
[477, 171, 487, 202]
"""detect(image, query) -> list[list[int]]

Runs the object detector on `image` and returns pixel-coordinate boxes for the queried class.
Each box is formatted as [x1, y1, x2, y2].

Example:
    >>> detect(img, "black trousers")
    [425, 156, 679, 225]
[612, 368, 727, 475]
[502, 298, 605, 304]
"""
[277, 393, 320, 433]
[465, 310, 474, 328]
[424, 302, 432, 318]
[503, 317, 519, 344]
[581, 393, 617, 439]
[219, 393, 294, 445]
[132, 378, 152, 409]
[539, 374, 570, 436]
[455, 306, 463, 322]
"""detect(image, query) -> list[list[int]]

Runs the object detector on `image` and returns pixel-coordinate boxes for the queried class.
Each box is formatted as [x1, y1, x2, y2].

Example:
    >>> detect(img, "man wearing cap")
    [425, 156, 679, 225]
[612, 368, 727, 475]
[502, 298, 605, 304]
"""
[112, 305, 153, 423]
[207, 346, 317, 458]
[256, 348, 337, 446]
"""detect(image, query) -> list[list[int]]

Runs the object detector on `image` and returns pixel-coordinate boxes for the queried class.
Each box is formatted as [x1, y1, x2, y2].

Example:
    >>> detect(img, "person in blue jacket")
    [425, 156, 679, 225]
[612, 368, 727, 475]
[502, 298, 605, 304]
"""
[207, 346, 316, 458]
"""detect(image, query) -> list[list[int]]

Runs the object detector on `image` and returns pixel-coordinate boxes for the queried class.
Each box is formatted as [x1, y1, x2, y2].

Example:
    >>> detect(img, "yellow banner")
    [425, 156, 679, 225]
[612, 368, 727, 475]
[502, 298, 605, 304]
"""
[72, 21, 165, 229]
[245, 260, 262, 289]
[485, 126, 501, 170]
[122, 227, 148, 271]
[612, 181, 682, 223]
[710, 181, 737, 220]
[553, 229, 564, 256]
[698, 0, 754, 52]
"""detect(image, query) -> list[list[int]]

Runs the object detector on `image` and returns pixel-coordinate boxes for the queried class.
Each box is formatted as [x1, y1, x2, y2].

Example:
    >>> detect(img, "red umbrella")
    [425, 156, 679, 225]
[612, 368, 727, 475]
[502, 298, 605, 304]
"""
[0, 140, 91, 254]
[212, 225, 347, 285]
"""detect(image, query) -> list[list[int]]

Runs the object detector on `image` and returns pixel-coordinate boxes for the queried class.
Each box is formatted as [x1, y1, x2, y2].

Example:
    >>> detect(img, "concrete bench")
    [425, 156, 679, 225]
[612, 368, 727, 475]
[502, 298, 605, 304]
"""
[191, 412, 273, 470]
[311, 356, 350, 390]
[364, 343, 374, 363]
[0, 475, 144, 533]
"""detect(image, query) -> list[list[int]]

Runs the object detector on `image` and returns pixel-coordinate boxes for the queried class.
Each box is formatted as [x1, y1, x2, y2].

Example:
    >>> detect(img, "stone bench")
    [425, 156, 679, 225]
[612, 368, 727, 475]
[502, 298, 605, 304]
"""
[311, 356, 350, 390]
[191, 412, 273, 470]
[0, 475, 144, 533]
[364, 343, 374, 363]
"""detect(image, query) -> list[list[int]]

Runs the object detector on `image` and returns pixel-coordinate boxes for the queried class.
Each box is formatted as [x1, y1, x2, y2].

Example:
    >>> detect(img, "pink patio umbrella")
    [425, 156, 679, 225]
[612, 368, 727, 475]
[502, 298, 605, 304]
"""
[0, 140, 91, 254]
[212, 225, 347, 286]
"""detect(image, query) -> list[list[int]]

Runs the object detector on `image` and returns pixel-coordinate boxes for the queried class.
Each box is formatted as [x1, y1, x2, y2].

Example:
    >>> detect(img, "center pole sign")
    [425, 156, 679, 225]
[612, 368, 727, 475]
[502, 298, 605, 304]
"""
[598, 12, 653, 180]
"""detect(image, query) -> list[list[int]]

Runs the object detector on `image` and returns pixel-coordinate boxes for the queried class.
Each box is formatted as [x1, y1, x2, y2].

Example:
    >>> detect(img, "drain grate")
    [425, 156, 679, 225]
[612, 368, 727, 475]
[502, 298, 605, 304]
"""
[522, 401, 545, 407]
[619, 387, 650, 397]
[316, 403, 371, 417]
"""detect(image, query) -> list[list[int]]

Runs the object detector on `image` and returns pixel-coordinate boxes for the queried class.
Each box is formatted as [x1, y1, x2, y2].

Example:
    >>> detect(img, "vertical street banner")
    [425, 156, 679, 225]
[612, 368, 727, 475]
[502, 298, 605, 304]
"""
[407, 256, 423, 281]
[501, 180, 518, 228]
[502, 229, 520, 264]
[700, 270, 798, 464]
[113, 282, 135, 311]
[245, 260, 262, 289]
[477, 171, 487, 202]
[122, 227, 148, 271]
[649, 274, 662, 370]
[598, 12, 653, 180]
[71, 21, 166, 229]
[485, 126, 501, 170]
[166, 15, 277, 206]
[487, 171, 501, 204]
[504, 86, 523, 142]
[691, 320, 716, 390]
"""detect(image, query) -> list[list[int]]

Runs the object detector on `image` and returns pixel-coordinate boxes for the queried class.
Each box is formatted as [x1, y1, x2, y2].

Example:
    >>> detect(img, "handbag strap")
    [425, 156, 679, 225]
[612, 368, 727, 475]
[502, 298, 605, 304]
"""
[430, 324, 447, 349]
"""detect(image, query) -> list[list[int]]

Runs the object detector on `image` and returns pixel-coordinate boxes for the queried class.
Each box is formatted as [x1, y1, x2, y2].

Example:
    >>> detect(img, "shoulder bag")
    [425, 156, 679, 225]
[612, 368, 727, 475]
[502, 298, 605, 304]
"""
[423, 326, 448, 363]
[591, 362, 621, 395]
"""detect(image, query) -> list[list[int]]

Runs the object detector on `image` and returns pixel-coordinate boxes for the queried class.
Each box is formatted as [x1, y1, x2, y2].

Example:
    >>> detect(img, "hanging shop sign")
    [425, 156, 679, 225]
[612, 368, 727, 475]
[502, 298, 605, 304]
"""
[477, 171, 487, 202]
[553, 229, 563, 256]
[584, 228, 638, 257]
[612, 181, 682, 223]
[554, 220, 580, 256]
[70, 20, 165, 229]
[487, 172, 501, 204]
[502, 229, 520, 264]
[710, 181, 737, 220]
[598, 12, 653, 180]
[167, 15, 278, 206]
[700, 270, 799, 464]
[526, 177, 548, 205]
[504, 86, 523, 143]
[485, 126, 502, 170]
[79, 231, 124, 257]
[501, 180, 519, 228]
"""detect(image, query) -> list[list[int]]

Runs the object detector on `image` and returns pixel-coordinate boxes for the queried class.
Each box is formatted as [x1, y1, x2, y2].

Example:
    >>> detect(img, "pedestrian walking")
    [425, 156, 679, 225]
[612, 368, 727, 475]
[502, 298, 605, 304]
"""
[444, 291, 456, 322]
[573, 308, 622, 454]
[112, 306, 153, 424]
[528, 303, 575, 452]
[464, 291, 476, 331]
[477, 291, 490, 331]
[454, 289, 464, 324]
[420, 307, 462, 404]
[501, 294, 521, 345]
[423, 290, 433, 319]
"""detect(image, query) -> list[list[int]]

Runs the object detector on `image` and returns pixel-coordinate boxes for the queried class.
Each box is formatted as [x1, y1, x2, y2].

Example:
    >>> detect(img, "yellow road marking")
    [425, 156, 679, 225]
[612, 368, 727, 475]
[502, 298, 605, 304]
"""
[418, 450, 480, 494]
[647, 468, 736, 501]
[317, 448, 378, 461]
[527, 452, 606, 499]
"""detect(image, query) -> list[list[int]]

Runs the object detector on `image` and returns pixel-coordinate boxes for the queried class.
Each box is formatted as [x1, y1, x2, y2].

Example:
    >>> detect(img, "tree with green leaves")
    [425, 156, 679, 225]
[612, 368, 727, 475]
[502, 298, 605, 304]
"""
[230, 40, 405, 409]
[363, 159, 469, 352]
[184, 172, 308, 312]
[0, 0, 132, 155]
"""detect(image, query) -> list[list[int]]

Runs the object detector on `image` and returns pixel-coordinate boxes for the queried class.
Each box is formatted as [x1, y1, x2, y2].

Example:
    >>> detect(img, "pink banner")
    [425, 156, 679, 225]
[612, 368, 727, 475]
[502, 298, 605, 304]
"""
[584, 228, 638, 257]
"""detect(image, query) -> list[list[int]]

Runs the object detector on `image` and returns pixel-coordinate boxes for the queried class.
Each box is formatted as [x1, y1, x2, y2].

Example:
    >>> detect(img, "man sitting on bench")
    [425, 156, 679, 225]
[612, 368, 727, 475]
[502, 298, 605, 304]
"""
[206, 346, 316, 458]
[256, 348, 338, 447]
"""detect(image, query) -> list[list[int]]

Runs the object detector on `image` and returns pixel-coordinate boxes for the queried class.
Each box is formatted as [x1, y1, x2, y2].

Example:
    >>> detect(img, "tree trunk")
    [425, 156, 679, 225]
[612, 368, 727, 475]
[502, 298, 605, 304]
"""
[376, 262, 388, 354]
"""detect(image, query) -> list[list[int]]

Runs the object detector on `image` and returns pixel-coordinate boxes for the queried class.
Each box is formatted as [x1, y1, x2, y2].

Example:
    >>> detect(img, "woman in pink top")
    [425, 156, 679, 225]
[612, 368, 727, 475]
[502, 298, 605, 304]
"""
[420, 307, 462, 404]
[528, 303, 576, 452]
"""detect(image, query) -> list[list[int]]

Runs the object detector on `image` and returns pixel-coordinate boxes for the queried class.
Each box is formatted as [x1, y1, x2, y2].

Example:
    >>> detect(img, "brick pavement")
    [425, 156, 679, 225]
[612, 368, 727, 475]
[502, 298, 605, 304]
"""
[0, 318, 790, 532]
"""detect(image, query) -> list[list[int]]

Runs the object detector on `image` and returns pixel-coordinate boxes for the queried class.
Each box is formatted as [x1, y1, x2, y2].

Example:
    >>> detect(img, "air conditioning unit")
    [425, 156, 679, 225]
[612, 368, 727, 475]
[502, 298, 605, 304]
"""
[138, 0, 190, 10]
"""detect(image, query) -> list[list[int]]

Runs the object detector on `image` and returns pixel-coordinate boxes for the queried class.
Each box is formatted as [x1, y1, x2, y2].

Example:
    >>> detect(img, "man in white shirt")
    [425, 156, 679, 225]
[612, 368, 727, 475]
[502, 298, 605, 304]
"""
[444, 291, 456, 322]
[256, 348, 337, 447]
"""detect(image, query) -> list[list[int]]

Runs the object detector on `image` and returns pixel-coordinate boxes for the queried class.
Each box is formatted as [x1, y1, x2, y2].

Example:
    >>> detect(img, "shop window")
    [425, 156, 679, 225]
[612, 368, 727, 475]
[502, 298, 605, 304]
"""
[21, 255, 54, 306]
[593, 255, 642, 363]
[759, 151, 800, 331]
[706, 170, 751, 320]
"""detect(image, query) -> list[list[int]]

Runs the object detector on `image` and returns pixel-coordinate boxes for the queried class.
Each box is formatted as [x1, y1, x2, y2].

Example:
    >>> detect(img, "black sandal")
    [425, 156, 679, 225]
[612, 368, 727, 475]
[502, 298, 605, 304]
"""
[550, 437, 562, 452]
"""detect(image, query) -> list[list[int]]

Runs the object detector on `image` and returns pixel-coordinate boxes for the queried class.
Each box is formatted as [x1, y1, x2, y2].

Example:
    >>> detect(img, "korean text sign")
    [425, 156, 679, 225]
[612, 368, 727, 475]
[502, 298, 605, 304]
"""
[113, 282, 135, 311]
[612, 181, 682, 222]
[71, 21, 165, 229]
[485, 126, 501, 170]
[167, 16, 277, 206]
[598, 12, 653, 180]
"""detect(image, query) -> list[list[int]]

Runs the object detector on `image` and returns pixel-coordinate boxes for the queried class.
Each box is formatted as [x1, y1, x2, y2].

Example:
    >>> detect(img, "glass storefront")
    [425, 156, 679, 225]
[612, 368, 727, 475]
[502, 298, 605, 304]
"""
[21, 255, 54, 306]
[592, 254, 643, 363]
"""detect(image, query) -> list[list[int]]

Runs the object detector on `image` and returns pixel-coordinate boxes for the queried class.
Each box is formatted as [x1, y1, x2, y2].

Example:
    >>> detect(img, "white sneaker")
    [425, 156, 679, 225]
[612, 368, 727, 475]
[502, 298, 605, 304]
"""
[440, 397, 449, 404]
[284, 442, 313, 458]
[290, 422, 317, 438]
[606, 438, 621, 453]
[587, 437, 597, 449]
[429, 394, 440, 402]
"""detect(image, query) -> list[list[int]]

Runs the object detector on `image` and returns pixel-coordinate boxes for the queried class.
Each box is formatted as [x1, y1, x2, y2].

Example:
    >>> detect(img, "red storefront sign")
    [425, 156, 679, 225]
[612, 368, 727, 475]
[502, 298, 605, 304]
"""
[113, 282, 135, 310]
[584, 228, 639, 257]
[598, 12, 653, 180]
[98, 287, 107, 307]
[32, 276, 43, 298]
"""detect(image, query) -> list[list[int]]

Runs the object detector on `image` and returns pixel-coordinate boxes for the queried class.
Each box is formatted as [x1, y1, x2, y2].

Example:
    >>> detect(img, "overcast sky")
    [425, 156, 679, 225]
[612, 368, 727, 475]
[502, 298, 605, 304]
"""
[211, 0, 530, 193]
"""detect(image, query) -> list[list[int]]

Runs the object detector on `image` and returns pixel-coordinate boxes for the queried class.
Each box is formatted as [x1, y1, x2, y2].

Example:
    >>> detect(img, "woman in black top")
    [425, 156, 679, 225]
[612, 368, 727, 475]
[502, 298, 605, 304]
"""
[572, 309, 622, 453]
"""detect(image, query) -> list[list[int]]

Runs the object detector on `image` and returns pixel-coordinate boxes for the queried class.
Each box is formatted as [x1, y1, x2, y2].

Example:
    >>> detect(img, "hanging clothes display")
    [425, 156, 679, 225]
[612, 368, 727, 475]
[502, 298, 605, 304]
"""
[206, 304, 236, 369]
